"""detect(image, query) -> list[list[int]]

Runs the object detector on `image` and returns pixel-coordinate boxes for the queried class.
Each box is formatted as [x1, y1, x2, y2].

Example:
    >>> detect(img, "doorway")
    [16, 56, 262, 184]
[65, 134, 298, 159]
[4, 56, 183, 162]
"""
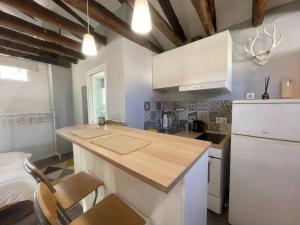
[86, 65, 107, 124]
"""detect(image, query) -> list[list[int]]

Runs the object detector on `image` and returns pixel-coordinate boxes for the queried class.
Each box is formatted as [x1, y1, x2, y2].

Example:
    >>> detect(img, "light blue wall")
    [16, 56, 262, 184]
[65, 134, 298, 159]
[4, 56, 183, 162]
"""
[52, 65, 74, 156]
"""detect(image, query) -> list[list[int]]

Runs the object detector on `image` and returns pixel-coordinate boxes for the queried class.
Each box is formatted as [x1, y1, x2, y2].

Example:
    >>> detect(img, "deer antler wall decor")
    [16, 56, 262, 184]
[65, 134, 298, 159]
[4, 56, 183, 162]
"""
[244, 24, 282, 65]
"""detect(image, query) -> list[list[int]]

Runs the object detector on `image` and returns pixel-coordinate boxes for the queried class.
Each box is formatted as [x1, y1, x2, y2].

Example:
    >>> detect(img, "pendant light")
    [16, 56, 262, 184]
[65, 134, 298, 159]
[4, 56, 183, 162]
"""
[82, 0, 97, 56]
[131, 0, 152, 34]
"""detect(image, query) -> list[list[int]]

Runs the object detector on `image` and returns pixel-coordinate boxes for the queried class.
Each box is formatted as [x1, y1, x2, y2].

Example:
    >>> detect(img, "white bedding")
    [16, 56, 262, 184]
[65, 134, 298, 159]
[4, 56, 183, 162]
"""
[0, 152, 37, 208]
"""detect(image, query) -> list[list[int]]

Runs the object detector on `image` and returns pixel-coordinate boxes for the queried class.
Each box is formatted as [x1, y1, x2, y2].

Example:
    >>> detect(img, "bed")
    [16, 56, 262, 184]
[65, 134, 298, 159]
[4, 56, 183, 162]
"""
[0, 152, 37, 209]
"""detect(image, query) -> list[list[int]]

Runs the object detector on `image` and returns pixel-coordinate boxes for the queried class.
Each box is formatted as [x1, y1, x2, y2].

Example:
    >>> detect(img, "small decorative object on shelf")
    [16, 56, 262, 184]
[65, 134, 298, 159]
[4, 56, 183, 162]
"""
[262, 75, 270, 99]
[281, 79, 294, 99]
[98, 116, 105, 125]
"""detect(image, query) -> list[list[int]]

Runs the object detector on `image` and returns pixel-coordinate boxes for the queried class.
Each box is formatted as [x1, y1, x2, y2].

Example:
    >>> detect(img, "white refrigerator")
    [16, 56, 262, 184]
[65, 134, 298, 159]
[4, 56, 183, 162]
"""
[229, 99, 300, 225]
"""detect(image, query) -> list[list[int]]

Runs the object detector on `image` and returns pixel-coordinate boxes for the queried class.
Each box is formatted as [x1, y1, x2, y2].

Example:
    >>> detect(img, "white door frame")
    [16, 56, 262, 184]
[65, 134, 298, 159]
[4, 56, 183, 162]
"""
[86, 63, 108, 124]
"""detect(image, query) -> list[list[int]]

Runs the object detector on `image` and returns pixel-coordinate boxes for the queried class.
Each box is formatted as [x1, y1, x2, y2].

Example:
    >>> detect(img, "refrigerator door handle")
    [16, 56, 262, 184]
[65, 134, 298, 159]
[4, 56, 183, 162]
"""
[208, 157, 211, 183]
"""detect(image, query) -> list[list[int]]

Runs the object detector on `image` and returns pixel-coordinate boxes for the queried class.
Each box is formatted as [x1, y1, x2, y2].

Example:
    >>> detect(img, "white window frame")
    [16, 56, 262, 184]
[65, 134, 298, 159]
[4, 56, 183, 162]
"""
[86, 64, 108, 124]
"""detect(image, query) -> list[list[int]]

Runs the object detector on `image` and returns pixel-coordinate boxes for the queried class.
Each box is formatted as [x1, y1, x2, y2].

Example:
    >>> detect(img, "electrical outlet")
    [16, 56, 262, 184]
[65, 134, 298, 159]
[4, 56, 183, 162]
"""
[246, 92, 255, 100]
[216, 117, 227, 124]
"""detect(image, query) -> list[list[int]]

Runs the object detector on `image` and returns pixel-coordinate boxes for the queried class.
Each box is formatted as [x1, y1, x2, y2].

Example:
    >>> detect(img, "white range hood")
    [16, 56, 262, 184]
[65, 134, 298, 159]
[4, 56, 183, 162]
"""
[179, 80, 232, 92]
[153, 30, 232, 93]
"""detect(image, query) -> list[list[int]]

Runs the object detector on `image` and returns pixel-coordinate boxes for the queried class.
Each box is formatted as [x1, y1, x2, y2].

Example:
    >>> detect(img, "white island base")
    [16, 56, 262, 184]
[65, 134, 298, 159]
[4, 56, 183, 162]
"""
[73, 144, 208, 225]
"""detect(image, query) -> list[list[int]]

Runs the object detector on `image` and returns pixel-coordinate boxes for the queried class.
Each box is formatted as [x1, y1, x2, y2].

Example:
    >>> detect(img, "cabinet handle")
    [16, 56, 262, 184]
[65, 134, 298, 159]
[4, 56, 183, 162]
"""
[208, 158, 211, 183]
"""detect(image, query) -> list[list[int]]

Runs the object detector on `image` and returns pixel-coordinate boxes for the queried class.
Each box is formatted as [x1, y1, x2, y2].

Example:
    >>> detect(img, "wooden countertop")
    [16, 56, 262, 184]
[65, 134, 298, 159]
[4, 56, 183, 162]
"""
[174, 131, 230, 149]
[56, 124, 210, 193]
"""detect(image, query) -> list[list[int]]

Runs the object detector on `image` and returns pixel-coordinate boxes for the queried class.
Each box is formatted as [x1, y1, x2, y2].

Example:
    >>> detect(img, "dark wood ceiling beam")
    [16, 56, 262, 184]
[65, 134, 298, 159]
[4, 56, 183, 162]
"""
[52, 0, 94, 32]
[124, 0, 183, 47]
[0, 26, 84, 60]
[62, 0, 163, 53]
[157, 0, 186, 42]
[207, 0, 216, 30]
[191, 0, 215, 36]
[0, 47, 71, 68]
[252, 0, 269, 26]
[0, 37, 77, 64]
[0, 10, 84, 52]
[0, 0, 106, 46]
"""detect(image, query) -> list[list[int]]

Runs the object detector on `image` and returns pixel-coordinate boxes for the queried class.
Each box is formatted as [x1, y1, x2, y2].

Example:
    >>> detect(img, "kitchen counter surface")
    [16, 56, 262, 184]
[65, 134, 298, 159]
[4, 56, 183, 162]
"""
[56, 124, 210, 193]
[174, 130, 230, 149]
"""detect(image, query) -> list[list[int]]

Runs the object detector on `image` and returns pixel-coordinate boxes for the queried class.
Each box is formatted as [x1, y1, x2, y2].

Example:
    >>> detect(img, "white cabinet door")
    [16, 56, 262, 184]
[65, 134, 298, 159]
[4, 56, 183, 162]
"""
[208, 157, 221, 197]
[181, 31, 231, 86]
[229, 134, 300, 225]
[153, 48, 182, 89]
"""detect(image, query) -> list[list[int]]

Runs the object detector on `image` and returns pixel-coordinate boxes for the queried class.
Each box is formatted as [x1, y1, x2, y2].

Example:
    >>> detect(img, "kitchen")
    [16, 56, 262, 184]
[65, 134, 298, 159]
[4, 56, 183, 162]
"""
[0, 0, 299, 225]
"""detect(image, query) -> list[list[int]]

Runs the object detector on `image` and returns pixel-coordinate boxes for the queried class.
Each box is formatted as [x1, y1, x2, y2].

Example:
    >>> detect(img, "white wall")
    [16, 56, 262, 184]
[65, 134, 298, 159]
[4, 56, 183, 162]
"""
[163, 1, 300, 101]
[0, 63, 50, 113]
[0, 60, 74, 160]
[71, 35, 162, 128]
[72, 37, 125, 124]
[0, 63, 54, 160]
[123, 39, 162, 129]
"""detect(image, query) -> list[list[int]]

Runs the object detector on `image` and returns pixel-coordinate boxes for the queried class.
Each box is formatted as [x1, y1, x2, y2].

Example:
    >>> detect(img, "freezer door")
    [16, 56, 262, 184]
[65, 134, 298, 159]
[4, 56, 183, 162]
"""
[232, 102, 300, 142]
[229, 134, 300, 225]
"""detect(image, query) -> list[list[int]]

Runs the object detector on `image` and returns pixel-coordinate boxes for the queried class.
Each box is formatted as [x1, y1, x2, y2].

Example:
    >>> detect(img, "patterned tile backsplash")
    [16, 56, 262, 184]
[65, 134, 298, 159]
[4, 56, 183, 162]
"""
[144, 100, 232, 135]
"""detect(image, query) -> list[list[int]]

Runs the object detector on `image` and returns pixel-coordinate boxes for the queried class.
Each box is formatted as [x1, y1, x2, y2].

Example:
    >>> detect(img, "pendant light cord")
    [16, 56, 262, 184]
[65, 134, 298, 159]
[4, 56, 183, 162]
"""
[87, 0, 90, 34]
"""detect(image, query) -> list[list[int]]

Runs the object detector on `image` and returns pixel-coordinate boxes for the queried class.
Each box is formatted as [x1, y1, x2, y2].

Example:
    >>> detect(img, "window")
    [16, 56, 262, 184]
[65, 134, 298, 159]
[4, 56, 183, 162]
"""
[0, 65, 28, 81]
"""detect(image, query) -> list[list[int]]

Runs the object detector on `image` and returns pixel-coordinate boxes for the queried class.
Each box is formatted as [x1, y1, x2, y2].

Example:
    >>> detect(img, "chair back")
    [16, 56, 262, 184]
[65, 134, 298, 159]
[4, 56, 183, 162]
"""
[23, 158, 56, 193]
[34, 182, 59, 225]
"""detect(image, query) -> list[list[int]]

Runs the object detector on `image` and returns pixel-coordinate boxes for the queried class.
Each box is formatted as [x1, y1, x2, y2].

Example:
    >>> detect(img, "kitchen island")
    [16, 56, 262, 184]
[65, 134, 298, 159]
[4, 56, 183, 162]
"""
[56, 124, 210, 225]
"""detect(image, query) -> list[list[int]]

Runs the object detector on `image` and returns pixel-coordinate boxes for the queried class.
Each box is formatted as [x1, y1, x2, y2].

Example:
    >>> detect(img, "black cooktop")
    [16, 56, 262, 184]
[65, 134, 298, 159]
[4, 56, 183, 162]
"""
[196, 132, 225, 144]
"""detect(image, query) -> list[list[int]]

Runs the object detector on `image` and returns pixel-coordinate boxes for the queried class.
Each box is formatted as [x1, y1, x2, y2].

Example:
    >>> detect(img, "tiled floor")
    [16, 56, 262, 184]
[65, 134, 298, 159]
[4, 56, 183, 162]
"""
[208, 209, 229, 225]
[41, 159, 74, 185]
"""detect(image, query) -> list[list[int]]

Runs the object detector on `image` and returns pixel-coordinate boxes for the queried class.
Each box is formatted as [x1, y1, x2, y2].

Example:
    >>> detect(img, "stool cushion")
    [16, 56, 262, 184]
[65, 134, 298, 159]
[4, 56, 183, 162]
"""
[71, 194, 145, 225]
[54, 172, 102, 210]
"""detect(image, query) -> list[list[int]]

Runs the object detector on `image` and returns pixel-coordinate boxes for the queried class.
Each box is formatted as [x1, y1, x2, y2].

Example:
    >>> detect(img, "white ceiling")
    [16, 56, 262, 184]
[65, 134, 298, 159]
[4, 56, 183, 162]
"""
[0, 0, 295, 50]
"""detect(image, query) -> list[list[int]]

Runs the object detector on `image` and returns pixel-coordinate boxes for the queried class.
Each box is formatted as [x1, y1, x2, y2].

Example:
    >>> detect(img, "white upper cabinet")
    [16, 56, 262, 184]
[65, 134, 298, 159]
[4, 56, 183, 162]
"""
[153, 47, 182, 89]
[181, 31, 232, 86]
[152, 30, 232, 92]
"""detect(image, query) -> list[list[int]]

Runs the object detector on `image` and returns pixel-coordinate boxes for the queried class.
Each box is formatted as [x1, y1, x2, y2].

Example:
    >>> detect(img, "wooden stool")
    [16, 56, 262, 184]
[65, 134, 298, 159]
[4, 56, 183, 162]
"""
[24, 159, 103, 219]
[34, 182, 145, 225]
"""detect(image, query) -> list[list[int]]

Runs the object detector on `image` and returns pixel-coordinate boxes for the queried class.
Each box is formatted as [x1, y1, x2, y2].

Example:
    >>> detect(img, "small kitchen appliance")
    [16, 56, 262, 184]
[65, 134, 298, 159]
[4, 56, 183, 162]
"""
[192, 120, 205, 132]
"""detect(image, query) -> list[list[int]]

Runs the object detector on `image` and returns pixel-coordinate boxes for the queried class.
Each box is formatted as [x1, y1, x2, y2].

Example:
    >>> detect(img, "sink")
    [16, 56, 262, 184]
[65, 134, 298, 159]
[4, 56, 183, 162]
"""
[196, 132, 225, 144]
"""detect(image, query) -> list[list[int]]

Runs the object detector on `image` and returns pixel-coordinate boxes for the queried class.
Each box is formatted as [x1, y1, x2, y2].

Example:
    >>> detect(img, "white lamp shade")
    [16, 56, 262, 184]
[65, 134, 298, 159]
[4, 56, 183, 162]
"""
[131, 0, 152, 34]
[82, 34, 97, 56]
